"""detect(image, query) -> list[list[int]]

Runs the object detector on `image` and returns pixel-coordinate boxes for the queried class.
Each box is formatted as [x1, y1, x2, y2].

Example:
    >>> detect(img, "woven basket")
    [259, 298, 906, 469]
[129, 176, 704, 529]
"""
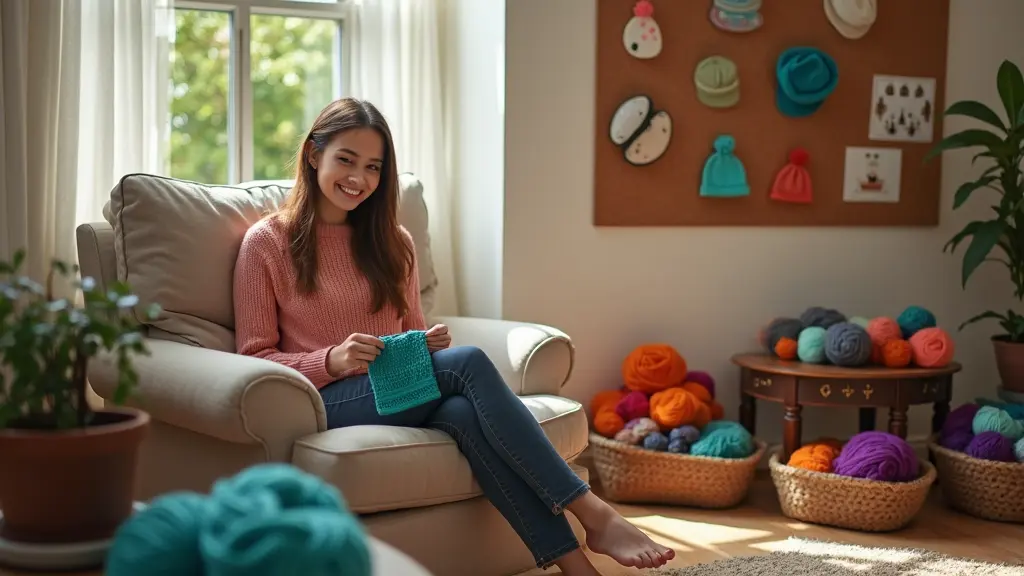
[928, 439, 1024, 523]
[768, 451, 936, 532]
[588, 432, 766, 508]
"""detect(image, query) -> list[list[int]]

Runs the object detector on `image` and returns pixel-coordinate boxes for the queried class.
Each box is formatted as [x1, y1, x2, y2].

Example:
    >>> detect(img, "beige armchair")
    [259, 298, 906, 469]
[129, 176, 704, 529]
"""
[76, 173, 589, 576]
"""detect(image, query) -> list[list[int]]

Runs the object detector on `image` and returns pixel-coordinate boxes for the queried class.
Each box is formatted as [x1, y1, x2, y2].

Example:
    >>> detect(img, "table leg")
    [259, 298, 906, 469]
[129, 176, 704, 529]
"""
[888, 406, 908, 438]
[858, 407, 876, 432]
[932, 400, 950, 435]
[740, 394, 757, 435]
[783, 405, 802, 463]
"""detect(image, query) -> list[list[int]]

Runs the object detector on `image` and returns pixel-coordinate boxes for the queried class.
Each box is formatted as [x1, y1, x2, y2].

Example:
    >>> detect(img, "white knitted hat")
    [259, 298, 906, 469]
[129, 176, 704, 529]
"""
[824, 0, 877, 39]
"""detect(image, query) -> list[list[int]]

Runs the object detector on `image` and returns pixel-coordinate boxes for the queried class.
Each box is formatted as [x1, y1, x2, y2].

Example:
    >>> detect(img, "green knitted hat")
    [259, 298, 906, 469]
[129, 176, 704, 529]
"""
[368, 330, 440, 416]
[694, 55, 739, 109]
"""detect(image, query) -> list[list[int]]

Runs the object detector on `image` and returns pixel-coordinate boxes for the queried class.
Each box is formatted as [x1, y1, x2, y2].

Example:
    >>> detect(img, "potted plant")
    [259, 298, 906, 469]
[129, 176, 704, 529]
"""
[927, 59, 1024, 393]
[0, 249, 160, 544]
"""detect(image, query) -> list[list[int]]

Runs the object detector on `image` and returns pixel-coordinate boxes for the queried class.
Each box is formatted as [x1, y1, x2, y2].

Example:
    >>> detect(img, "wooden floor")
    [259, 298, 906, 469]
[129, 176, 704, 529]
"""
[524, 470, 1024, 575]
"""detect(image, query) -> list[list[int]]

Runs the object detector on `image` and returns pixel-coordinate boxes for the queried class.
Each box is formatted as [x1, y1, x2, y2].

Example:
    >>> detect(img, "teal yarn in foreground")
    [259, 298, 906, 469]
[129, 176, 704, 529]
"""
[797, 327, 827, 364]
[691, 421, 755, 459]
[972, 405, 1024, 441]
[897, 305, 936, 338]
[368, 330, 440, 415]
[106, 464, 372, 576]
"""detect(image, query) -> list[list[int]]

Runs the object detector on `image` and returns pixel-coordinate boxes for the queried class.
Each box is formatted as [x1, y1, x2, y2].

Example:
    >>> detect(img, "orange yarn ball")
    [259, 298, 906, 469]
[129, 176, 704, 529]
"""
[909, 327, 955, 368]
[866, 317, 901, 347]
[788, 442, 842, 473]
[590, 389, 627, 415]
[774, 337, 798, 360]
[593, 409, 625, 438]
[692, 401, 712, 429]
[709, 401, 725, 421]
[870, 343, 884, 365]
[881, 339, 912, 368]
[648, 387, 701, 429]
[681, 381, 712, 404]
[622, 344, 687, 394]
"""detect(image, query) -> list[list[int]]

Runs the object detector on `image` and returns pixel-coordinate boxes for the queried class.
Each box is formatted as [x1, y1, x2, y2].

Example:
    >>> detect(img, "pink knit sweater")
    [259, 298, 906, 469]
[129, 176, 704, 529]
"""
[232, 214, 427, 389]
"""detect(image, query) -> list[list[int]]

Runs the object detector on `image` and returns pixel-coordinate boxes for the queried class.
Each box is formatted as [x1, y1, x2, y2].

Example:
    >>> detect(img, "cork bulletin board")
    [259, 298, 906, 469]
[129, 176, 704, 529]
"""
[594, 0, 950, 227]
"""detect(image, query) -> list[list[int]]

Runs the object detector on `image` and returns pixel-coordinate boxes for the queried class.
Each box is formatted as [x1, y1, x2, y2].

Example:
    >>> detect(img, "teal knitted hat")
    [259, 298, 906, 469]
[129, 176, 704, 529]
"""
[700, 135, 749, 197]
[368, 330, 440, 415]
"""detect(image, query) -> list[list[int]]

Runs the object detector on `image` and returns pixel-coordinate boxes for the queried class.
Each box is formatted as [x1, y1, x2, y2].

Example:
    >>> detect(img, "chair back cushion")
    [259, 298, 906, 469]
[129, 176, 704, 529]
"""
[102, 173, 437, 352]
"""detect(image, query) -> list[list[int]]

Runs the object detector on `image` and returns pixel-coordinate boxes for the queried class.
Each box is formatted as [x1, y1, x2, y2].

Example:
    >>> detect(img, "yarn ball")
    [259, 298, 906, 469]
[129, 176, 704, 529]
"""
[700, 420, 744, 437]
[880, 339, 912, 368]
[709, 401, 725, 420]
[614, 391, 650, 422]
[628, 417, 661, 437]
[976, 398, 1024, 420]
[866, 317, 902, 348]
[939, 429, 974, 452]
[796, 327, 827, 364]
[649, 387, 703, 429]
[681, 381, 713, 404]
[683, 370, 716, 398]
[670, 425, 701, 444]
[824, 322, 873, 367]
[1015, 437, 1024, 462]
[643, 432, 670, 451]
[774, 337, 799, 360]
[909, 327, 955, 368]
[107, 492, 211, 576]
[897, 305, 937, 338]
[622, 344, 688, 393]
[690, 424, 755, 459]
[941, 403, 980, 440]
[832, 431, 919, 482]
[848, 316, 870, 328]
[590, 389, 627, 415]
[614, 427, 645, 445]
[799, 306, 847, 329]
[787, 441, 842, 473]
[972, 406, 1024, 441]
[764, 317, 805, 354]
[593, 409, 625, 438]
[964, 431, 1016, 462]
[667, 437, 691, 454]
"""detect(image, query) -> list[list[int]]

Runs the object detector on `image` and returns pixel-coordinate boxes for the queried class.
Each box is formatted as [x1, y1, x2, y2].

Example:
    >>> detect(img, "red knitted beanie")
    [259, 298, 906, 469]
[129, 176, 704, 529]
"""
[770, 148, 812, 203]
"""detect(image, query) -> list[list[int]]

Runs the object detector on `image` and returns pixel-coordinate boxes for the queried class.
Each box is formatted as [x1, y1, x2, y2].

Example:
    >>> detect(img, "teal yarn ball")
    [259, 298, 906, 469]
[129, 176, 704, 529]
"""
[972, 406, 1024, 442]
[1015, 437, 1024, 462]
[699, 420, 743, 438]
[848, 316, 870, 329]
[106, 492, 210, 576]
[797, 327, 827, 364]
[897, 305, 936, 338]
[691, 422, 755, 458]
[824, 322, 873, 367]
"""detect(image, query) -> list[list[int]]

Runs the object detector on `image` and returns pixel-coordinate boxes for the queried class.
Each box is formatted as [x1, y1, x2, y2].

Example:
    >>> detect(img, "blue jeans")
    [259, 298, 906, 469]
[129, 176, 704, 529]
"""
[319, 345, 590, 568]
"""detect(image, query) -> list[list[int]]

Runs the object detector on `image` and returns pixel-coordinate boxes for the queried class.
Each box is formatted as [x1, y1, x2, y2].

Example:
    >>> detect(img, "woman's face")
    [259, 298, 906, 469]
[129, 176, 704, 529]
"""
[311, 127, 384, 222]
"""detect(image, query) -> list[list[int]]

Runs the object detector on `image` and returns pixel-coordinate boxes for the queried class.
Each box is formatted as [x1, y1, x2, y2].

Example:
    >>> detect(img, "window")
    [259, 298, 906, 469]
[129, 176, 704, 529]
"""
[169, 0, 346, 185]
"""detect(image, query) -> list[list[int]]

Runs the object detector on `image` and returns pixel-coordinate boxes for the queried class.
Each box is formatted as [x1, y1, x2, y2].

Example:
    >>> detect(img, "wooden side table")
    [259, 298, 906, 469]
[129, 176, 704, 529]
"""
[732, 353, 961, 463]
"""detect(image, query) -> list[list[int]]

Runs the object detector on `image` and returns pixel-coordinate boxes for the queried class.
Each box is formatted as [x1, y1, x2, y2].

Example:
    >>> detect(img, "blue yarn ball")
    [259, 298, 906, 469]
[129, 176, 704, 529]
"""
[691, 425, 755, 459]
[824, 322, 873, 367]
[643, 432, 669, 451]
[797, 327, 827, 364]
[106, 492, 211, 576]
[667, 438, 691, 454]
[669, 425, 701, 444]
[897, 305, 936, 338]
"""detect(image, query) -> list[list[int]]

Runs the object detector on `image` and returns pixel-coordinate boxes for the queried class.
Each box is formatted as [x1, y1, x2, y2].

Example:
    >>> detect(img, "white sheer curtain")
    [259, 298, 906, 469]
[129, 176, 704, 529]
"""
[343, 0, 460, 317]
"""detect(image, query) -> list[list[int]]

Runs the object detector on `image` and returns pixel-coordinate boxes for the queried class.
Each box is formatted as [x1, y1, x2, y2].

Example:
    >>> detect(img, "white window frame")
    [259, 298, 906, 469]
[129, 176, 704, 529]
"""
[173, 0, 350, 184]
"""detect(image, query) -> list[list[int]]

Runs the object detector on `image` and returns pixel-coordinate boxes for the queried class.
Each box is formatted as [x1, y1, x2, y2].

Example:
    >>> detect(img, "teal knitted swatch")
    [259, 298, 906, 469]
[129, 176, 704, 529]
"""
[369, 330, 440, 415]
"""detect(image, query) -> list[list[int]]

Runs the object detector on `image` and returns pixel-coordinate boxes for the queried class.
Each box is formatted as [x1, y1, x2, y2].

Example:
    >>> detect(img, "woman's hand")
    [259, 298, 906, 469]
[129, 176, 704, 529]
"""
[328, 333, 385, 375]
[426, 324, 451, 352]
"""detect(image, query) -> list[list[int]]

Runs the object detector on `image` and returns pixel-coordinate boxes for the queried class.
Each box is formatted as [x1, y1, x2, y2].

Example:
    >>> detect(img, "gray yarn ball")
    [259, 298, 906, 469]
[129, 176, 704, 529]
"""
[800, 306, 847, 329]
[824, 322, 872, 367]
[667, 438, 691, 454]
[643, 432, 669, 451]
[765, 317, 805, 353]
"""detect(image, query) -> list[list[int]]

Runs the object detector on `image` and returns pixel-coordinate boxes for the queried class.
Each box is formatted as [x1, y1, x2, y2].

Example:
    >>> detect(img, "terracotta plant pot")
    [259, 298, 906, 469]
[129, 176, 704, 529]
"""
[0, 406, 149, 544]
[993, 336, 1024, 394]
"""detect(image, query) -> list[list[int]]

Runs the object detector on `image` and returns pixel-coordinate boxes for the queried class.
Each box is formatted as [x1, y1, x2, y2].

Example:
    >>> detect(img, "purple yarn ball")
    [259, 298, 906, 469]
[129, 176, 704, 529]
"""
[684, 370, 716, 398]
[941, 403, 980, 438]
[939, 429, 973, 452]
[832, 431, 919, 482]
[964, 431, 1016, 462]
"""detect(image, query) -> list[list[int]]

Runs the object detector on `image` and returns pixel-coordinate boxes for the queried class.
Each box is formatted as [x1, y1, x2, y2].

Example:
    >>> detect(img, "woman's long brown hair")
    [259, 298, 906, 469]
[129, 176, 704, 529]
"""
[277, 98, 413, 318]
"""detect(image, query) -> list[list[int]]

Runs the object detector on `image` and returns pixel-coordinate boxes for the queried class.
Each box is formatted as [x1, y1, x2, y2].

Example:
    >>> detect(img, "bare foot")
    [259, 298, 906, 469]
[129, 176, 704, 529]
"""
[553, 548, 602, 576]
[567, 491, 674, 569]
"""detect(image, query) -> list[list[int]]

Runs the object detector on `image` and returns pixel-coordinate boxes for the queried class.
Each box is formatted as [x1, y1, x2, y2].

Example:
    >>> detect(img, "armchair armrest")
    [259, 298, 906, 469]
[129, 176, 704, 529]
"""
[89, 338, 327, 461]
[434, 316, 575, 396]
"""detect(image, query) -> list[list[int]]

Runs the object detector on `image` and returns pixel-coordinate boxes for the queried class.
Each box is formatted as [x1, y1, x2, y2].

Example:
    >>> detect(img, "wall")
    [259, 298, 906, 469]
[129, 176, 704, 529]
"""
[445, 0, 505, 319]
[502, 0, 1024, 445]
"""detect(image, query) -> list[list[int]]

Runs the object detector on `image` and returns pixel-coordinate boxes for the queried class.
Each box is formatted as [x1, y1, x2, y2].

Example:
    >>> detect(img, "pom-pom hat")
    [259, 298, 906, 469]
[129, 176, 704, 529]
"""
[770, 148, 812, 203]
[700, 135, 749, 197]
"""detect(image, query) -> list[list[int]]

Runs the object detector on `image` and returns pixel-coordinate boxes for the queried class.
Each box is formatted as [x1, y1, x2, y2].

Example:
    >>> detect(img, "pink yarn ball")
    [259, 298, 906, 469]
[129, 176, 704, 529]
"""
[615, 391, 650, 421]
[866, 317, 901, 347]
[684, 370, 715, 399]
[909, 327, 955, 368]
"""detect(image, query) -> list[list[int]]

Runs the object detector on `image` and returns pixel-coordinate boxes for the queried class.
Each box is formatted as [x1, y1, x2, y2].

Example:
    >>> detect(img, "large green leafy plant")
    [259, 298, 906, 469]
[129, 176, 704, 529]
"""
[0, 249, 160, 430]
[928, 60, 1024, 342]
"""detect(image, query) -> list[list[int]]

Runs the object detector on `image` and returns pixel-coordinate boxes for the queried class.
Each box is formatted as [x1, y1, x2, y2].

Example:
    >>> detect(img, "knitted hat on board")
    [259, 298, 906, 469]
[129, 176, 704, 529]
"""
[770, 148, 813, 203]
[775, 46, 839, 118]
[694, 56, 739, 109]
[368, 330, 440, 416]
[824, 0, 877, 40]
[709, 0, 763, 33]
[700, 135, 749, 198]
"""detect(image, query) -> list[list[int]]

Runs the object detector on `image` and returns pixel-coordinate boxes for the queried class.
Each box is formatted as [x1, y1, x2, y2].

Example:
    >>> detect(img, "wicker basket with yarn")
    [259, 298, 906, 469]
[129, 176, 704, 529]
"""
[588, 432, 766, 508]
[928, 438, 1024, 523]
[768, 451, 936, 532]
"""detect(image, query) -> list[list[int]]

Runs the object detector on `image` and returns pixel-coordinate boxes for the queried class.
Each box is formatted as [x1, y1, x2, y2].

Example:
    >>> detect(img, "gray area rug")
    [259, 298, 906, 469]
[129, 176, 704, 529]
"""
[653, 537, 1024, 575]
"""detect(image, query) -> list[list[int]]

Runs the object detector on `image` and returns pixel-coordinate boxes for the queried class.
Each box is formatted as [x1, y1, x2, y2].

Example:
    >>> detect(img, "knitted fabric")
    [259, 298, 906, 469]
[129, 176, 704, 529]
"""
[368, 330, 440, 415]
